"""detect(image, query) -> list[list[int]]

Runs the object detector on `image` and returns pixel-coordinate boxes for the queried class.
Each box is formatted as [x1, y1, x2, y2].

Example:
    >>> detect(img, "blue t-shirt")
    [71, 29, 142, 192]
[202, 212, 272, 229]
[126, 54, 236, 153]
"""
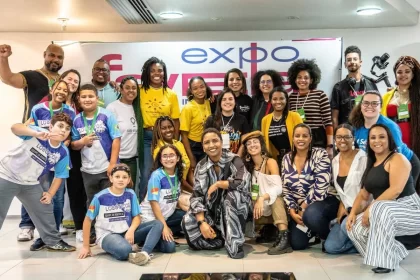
[72, 107, 122, 174]
[140, 168, 181, 222]
[0, 126, 70, 185]
[354, 115, 413, 160]
[97, 83, 120, 108]
[86, 188, 141, 247]
[30, 101, 76, 129]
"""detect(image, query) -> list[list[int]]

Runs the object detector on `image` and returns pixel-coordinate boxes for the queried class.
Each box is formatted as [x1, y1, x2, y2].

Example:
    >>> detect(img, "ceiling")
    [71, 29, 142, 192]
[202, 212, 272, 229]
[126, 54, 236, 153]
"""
[0, 0, 419, 33]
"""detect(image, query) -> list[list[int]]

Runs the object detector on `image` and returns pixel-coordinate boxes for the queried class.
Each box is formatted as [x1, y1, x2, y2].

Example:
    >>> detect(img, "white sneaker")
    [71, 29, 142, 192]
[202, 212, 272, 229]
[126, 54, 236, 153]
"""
[59, 224, 68, 235]
[76, 230, 83, 242]
[17, 228, 34, 242]
[128, 251, 151, 266]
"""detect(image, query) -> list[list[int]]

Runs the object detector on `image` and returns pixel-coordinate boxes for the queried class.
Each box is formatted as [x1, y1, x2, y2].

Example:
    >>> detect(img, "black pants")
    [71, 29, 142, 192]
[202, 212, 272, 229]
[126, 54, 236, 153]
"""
[66, 149, 87, 230]
[311, 127, 327, 148]
[189, 139, 205, 164]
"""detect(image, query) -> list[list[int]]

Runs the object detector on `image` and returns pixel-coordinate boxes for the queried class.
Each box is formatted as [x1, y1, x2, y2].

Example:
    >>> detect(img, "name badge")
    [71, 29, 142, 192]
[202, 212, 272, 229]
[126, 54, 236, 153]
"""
[297, 108, 306, 121]
[221, 133, 230, 149]
[397, 104, 410, 120]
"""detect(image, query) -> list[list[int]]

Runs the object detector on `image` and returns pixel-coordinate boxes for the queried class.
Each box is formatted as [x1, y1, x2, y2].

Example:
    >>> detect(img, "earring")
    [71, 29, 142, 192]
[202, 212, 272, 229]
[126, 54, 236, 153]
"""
[245, 154, 251, 162]
[261, 151, 267, 158]
[352, 142, 355, 150]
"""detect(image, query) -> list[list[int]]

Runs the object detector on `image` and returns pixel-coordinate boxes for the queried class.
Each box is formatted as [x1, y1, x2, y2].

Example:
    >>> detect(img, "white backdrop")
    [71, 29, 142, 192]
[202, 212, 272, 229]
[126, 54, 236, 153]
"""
[61, 39, 343, 106]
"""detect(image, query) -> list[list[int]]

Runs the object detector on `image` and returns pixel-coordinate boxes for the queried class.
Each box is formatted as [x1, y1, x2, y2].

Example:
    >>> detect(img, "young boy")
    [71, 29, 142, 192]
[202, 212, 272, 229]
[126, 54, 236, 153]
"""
[17, 80, 76, 243]
[0, 113, 76, 252]
[71, 84, 121, 241]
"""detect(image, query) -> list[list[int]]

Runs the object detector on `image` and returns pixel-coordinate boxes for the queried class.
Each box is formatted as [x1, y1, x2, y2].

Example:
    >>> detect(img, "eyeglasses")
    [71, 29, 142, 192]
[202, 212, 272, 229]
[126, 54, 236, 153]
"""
[161, 154, 177, 160]
[361, 101, 381, 108]
[260, 80, 273, 85]
[335, 135, 353, 141]
[93, 67, 109, 73]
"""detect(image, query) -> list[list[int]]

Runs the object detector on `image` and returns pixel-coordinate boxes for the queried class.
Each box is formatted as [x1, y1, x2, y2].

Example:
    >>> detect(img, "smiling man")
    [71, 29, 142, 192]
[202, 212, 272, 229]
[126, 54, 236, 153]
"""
[330, 46, 378, 128]
[91, 59, 120, 107]
[0, 44, 64, 122]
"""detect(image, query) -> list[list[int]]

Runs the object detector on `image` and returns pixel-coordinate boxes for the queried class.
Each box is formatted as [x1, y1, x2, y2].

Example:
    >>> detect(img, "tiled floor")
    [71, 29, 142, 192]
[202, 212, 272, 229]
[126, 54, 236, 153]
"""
[1, 217, 419, 280]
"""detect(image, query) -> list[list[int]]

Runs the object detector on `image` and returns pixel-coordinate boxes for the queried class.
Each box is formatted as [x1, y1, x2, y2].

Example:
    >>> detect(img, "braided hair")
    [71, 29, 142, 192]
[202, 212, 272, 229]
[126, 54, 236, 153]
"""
[141, 57, 168, 92]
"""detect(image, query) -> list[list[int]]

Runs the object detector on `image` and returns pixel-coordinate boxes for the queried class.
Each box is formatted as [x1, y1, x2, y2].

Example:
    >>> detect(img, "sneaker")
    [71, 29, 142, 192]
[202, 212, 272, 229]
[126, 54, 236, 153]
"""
[76, 230, 83, 242]
[17, 228, 34, 242]
[30, 238, 46, 251]
[132, 244, 142, 252]
[128, 251, 151, 266]
[267, 230, 293, 255]
[46, 240, 76, 252]
[59, 224, 68, 235]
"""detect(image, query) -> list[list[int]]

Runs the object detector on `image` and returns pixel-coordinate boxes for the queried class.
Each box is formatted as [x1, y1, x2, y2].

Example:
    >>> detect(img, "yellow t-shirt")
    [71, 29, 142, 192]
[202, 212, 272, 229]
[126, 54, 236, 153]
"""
[140, 87, 180, 128]
[179, 100, 211, 142]
[153, 139, 190, 180]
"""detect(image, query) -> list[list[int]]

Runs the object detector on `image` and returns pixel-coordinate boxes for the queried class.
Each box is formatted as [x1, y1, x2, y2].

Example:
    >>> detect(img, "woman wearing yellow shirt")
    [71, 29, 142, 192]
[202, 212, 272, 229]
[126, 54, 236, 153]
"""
[180, 76, 214, 171]
[135, 57, 181, 201]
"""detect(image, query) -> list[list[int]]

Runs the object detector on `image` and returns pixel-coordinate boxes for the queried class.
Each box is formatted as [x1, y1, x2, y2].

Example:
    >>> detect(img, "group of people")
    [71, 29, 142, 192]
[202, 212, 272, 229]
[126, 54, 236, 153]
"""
[0, 43, 419, 272]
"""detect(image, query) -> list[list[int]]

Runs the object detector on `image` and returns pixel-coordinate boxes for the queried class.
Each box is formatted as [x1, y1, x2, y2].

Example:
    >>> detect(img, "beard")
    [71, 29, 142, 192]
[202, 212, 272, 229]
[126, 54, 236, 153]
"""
[45, 61, 62, 73]
[347, 64, 360, 73]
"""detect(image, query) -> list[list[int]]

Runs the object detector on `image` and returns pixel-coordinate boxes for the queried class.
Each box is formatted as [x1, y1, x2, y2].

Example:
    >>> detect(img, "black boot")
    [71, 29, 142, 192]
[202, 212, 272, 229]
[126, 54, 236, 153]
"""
[267, 230, 293, 255]
[372, 267, 394, 274]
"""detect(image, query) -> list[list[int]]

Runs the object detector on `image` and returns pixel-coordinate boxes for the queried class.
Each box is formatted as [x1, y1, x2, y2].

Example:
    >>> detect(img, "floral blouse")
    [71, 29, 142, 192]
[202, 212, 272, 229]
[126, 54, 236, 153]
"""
[281, 147, 332, 211]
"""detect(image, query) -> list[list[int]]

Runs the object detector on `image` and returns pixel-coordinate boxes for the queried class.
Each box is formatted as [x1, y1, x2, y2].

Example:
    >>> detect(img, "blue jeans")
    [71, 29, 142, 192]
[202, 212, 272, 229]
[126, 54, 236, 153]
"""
[324, 217, 358, 254]
[139, 130, 153, 202]
[19, 171, 65, 230]
[289, 196, 339, 250]
[166, 209, 186, 234]
[101, 220, 175, 261]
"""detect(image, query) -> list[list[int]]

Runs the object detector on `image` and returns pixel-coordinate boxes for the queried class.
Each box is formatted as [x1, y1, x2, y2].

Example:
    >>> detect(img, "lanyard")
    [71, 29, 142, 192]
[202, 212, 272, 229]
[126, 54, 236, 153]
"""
[82, 108, 99, 135]
[221, 113, 234, 132]
[162, 169, 178, 199]
[295, 92, 310, 111]
[49, 102, 63, 118]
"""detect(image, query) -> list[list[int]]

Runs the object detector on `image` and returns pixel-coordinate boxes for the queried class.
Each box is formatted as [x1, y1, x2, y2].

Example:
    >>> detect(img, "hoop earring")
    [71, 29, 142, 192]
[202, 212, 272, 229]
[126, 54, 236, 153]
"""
[245, 154, 251, 162]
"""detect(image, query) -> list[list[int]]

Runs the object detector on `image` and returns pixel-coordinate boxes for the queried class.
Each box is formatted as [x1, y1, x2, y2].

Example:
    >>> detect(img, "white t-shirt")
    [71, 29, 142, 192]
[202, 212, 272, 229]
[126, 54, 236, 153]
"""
[106, 100, 138, 159]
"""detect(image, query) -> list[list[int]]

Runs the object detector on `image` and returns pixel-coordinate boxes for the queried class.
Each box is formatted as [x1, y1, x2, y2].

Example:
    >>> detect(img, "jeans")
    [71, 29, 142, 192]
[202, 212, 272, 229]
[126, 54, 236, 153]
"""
[139, 130, 153, 202]
[289, 196, 339, 250]
[19, 171, 65, 230]
[189, 139, 205, 164]
[101, 220, 175, 261]
[166, 209, 186, 234]
[324, 217, 358, 254]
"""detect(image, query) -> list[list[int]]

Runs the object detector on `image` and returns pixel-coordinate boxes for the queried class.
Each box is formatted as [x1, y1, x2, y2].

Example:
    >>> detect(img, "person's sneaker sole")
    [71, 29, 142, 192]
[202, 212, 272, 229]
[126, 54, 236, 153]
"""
[128, 252, 149, 266]
[17, 236, 32, 242]
[46, 246, 76, 252]
[267, 247, 293, 255]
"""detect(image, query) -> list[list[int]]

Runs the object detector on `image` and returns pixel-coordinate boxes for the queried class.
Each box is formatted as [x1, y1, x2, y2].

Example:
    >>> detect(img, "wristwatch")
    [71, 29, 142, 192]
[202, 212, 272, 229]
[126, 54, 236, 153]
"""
[326, 144, 334, 149]
[197, 220, 207, 227]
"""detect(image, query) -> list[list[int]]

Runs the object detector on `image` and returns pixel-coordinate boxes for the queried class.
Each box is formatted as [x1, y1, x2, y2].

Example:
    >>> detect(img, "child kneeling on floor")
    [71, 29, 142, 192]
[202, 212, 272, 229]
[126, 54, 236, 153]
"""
[78, 164, 175, 266]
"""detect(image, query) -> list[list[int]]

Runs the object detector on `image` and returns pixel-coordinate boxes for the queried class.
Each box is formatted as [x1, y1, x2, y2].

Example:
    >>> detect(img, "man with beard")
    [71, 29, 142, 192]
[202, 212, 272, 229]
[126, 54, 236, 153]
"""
[0, 44, 64, 122]
[330, 46, 378, 128]
[91, 59, 120, 107]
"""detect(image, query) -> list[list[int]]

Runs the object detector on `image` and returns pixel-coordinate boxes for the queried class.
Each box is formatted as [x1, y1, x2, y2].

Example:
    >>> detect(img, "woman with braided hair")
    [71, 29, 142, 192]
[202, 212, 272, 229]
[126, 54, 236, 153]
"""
[134, 57, 181, 202]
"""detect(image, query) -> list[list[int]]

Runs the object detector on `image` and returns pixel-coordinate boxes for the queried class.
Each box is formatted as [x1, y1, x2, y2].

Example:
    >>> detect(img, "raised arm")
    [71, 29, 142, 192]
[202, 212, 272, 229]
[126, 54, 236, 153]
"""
[0, 45, 25, 88]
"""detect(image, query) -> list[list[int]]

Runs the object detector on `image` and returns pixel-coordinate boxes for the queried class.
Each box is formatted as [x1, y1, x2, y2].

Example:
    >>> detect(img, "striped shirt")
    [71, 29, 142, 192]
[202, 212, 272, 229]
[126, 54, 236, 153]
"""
[289, 90, 332, 129]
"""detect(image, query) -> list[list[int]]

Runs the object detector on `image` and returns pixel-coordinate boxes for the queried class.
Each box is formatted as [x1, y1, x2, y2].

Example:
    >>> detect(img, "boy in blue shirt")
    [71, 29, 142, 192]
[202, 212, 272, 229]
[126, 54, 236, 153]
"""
[71, 84, 121, 241]
[0, 113, 75, 252]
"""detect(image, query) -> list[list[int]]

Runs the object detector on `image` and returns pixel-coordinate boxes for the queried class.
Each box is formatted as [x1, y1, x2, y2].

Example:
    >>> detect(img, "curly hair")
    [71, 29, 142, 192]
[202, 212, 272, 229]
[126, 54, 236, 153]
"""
[224, 68, 247, 94]
[241, 135, 271, 174]
[152, 144, 184, 182]
[151, 116, 176, 156]
[251, 69, 284, 98]
[349, 91, 382, 128]
[141, 57, 168, 92]
[186, 76, 213, 101]
[287, 59, 322, 90]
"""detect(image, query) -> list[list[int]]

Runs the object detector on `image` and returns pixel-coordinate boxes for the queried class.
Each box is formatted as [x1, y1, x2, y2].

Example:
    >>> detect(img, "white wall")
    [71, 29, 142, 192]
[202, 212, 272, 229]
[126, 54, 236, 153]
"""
[2, 18, 420, 215]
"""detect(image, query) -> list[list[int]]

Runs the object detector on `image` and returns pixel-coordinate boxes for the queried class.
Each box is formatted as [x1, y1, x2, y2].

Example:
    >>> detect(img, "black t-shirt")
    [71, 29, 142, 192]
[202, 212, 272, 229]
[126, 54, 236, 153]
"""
[330, 75, 378, 125]
[235, 94, 253, 125]
[268, 117, 291, 152]
[205, 113, 250, 153]
[20, 70, 50, 122]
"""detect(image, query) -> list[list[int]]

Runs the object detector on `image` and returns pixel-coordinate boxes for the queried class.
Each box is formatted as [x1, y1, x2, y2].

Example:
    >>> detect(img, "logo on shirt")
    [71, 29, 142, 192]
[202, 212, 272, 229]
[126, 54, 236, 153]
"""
[105, 199, 131, 212]
[151, 187, 159, 195]
[48, 152, 61, 165]
[239, 105, 250, 112]
[145, 98, 163, 112]
[88, 205, 95, 213]
[39, 120, 51, 128]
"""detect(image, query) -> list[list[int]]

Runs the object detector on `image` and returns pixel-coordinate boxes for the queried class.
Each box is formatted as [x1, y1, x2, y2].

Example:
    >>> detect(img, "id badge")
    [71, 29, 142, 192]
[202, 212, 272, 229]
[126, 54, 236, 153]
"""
[296, 224, 308, 233]
[251, 184, 259, 201]
[297, 108, 306, 121]
[221, 133, 230, 149]
[398, 104, 410, 120]
[354, 95, 363, 106]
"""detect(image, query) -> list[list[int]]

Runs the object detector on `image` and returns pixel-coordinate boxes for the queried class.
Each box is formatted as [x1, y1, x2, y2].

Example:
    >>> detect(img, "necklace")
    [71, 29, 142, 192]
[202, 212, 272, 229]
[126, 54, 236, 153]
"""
[38, 69, 60, 89]
[272, 113, 283, 122]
